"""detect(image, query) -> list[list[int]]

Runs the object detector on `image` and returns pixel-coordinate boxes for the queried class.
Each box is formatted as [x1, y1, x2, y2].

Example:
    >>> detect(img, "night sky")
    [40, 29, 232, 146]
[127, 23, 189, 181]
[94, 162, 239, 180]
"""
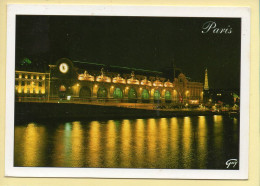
[15, 15, 241, 90]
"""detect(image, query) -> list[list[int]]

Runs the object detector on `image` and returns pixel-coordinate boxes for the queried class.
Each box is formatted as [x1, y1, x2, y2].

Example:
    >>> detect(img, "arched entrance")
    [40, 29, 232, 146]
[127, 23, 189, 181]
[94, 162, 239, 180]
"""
[113, 87, 123, 99]
[165, 90, 172, 103]
[154, 90, 161, 103]
[58, 85, 67, 98]
[141, 89, 150, 103]
[97, 87, 108, 99]
[128, 88, 137, 103]
[79, 86, 91, 101]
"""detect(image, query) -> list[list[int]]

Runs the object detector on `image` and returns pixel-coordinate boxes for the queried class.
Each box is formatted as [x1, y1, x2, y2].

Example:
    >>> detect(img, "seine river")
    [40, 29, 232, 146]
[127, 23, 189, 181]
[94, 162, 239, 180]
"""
[14, 115, 239, 169]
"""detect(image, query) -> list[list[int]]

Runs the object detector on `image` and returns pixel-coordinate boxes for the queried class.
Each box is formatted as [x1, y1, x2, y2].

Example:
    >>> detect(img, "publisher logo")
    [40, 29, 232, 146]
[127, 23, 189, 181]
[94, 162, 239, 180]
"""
[226, 159, 238, 168]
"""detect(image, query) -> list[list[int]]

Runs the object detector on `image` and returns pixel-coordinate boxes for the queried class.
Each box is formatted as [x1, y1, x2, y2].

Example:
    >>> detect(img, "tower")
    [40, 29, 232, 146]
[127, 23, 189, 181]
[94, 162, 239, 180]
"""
[204, 68, 209, 90]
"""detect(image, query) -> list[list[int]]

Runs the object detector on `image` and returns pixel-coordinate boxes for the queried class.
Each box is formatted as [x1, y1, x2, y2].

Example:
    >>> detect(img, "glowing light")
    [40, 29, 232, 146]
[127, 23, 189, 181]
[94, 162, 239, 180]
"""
[189, 100, 199, 104]
[59, 63, 69, 74]
[78, 72, 94, 81]
[76, 83, 80, 87]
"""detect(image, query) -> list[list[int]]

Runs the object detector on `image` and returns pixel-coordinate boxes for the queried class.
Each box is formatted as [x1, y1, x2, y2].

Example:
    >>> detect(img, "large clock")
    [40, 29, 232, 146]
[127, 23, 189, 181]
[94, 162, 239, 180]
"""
[59, 63, 69, 74]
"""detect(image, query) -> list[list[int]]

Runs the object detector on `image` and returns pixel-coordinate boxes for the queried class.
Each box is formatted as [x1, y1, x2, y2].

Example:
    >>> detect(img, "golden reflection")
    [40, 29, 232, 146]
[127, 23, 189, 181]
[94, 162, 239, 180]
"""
[88, 121, 101, 167]
[213, 115, 223, 158]
[198, 116, 208, 168]
[233, 118, 238, 143]
[121, 119, 132, 167]
[158, 118, 168, 163]
[23, 123, 46, 166]
[71, 121, 83, 167]
[170, 117, 179, 166]
[213, 115, 223, 123]
[105, 120, 117, 167]
[135, 119, 145, 167]
[53, 123, 72, 167]
[233, 118, 238, 124]
[147, 118, 157, 167]
[182, 117, 192, 168]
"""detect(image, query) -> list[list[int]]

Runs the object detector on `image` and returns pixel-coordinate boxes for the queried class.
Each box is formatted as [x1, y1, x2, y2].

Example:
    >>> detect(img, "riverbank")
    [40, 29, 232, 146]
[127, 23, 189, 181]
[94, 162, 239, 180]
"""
[15, 102, 233, 121]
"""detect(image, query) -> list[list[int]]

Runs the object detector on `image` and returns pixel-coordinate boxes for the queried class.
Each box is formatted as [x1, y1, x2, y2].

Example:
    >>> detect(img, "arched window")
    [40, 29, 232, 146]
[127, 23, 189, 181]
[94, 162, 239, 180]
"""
[79, 86, 91, 98]
[128, 88, 137, 99]
[113, 88, 123, 99]
[154, 90, 160, 100]
[141, 89, 149, 100]
[165, 90, 172, 103]
[165, 91, 171, 100]
[97, 87, 108, 98]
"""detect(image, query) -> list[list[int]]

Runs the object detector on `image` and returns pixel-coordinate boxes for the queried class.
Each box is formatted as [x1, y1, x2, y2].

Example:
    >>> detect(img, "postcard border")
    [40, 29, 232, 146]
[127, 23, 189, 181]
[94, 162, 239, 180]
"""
[5, 4, 250, 179]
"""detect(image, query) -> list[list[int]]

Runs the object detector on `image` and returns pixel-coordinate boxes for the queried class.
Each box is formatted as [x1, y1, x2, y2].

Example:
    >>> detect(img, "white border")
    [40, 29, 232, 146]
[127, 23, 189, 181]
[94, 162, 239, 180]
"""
[5, 4, 250, 179]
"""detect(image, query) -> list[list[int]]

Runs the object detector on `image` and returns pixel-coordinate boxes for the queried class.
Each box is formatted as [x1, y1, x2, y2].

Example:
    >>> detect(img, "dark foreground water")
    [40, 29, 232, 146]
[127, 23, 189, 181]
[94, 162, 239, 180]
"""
[14, 115, 239, 169]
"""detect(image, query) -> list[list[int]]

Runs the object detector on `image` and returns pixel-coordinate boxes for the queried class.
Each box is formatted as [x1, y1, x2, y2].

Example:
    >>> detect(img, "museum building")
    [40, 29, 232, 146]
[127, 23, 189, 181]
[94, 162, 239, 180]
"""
[15, 58, 204, 104]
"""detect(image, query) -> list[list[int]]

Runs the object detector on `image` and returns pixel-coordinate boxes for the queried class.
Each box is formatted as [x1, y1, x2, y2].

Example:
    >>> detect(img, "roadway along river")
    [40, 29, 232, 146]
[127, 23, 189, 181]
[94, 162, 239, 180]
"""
[14, 115, 239, 169]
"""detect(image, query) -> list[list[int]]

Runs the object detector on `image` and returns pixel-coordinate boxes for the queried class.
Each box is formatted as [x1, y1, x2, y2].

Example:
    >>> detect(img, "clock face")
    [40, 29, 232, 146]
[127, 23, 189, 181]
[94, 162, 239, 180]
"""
[59, 63, 69, 74]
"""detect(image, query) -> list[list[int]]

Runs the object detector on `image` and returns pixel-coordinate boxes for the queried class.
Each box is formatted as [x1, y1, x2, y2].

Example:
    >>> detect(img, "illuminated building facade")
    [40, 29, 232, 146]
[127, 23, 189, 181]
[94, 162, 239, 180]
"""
[15, 71, 50, 97]
[47, 58, 204, 104]
[15, 58, 204, 105]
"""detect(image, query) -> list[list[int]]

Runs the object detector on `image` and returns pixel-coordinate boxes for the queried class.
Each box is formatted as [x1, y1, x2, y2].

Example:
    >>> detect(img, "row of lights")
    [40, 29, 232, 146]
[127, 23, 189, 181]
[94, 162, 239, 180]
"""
[18, 74, 45, 80]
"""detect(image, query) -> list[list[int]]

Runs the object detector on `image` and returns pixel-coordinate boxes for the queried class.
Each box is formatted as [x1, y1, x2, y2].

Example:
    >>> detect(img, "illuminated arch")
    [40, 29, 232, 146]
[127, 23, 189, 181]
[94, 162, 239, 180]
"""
[154, 90, 161, 103]
[79, 86, 91, 98]
[128, 88, 137, 103]
[141, 89, 149, 102]
[113, 87, 123, 99]
[97, 86, 108, 98]
[154, 90, 160, 100]
[165, 90, 172, 103]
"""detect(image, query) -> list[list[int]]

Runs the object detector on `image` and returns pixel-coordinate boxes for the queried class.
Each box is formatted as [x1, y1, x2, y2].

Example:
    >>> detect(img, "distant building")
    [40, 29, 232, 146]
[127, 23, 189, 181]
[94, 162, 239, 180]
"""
[15, 71, 50, 97]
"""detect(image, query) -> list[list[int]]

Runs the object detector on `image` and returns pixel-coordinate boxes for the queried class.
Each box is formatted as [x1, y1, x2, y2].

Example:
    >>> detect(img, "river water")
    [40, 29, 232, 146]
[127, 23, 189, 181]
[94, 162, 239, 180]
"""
[14, 115, 239, 169]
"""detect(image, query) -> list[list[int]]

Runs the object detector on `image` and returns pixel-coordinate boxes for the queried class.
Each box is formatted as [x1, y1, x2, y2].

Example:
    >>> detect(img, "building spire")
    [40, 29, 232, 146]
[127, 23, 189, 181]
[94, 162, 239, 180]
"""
[204, 68, 209, 90]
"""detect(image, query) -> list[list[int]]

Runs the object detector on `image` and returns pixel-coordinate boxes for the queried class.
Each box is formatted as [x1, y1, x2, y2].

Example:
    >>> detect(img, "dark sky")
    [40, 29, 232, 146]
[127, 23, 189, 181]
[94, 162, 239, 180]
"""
[15, 15, 241, 90]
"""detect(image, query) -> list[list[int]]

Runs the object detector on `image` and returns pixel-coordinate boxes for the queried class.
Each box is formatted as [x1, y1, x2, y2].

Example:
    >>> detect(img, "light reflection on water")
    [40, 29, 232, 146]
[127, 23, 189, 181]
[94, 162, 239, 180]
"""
[14, 115, 239, 169]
